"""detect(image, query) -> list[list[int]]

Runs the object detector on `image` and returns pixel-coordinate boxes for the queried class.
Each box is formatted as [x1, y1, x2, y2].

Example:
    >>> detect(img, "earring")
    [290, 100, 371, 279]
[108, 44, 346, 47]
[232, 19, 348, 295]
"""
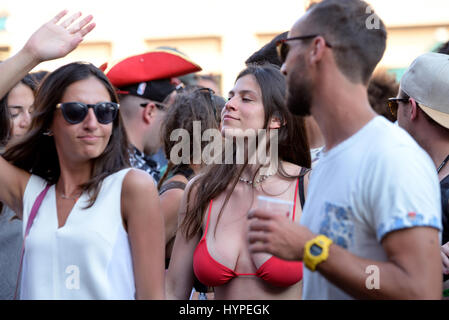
[43, 129, 53, 136]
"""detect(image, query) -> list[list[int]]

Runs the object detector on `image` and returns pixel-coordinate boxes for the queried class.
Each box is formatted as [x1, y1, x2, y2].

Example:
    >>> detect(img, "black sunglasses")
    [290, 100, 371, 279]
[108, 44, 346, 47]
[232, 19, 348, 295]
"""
[139, 100, 169, 111]
[276, 35, 333, 64]
[56, 102, 119, 125]
[387, 98, 409, 118]
[195, 87, 218, 120]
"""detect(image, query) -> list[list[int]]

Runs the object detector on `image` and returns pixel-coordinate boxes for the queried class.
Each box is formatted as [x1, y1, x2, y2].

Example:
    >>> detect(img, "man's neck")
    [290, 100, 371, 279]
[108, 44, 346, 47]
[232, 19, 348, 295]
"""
[128, 133, 144, 153]
[311, 73, 376, 151]
[122, 119, 144, 153]
[305, 116, 325, 149]
[418, 132, 449, 180]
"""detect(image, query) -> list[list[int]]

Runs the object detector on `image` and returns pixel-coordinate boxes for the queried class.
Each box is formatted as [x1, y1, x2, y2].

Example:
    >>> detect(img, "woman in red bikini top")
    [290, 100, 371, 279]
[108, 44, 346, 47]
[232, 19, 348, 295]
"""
[166, 64, 311, 300]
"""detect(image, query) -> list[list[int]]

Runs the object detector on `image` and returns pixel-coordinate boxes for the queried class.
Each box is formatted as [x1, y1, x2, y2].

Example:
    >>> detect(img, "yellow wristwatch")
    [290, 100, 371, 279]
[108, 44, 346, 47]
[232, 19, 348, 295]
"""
[303, 235, 333, 271]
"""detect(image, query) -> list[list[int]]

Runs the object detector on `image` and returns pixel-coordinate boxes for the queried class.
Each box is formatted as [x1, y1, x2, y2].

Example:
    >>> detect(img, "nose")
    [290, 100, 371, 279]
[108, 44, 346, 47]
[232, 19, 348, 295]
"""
[83, 108, 99, 130]
[19, 111, 32, 129]
[280, 63, 287, 76]
[224, 96, 237, 111]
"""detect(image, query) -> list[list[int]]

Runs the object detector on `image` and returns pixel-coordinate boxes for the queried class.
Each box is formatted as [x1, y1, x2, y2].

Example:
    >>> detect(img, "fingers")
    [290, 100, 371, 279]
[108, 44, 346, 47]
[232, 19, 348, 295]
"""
[56, 11, 95, 38]
[248, 239, 271, 254]
[442, 241, 449, 255]
[79, 22, 96, 37]
[60, 12, 82, 28]
[248, 208, 275, 220]
[68, 15, 94, 34]
[248, 218, 272, 233]
[442, 247, 449, 274]
[248, 230, 268, 244]
[51, 10, 69, 24]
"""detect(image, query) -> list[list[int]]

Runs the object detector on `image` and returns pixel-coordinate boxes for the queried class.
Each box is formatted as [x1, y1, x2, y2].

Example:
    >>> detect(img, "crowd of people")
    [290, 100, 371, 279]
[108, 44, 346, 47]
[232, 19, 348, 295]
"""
[0, 0, 448, 300]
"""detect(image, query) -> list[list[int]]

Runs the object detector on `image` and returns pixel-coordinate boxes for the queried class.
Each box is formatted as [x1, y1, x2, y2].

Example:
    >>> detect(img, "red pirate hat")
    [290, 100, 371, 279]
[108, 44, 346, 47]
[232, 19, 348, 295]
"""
[106, 49, 202, 88]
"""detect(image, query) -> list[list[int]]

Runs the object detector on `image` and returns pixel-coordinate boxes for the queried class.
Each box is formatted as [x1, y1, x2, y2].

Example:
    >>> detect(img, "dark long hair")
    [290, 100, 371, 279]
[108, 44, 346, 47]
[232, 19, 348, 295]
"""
[0, 98, 10, 147]
[181, 64, 311, 239]
[158, 86, 222, 189]
[2, 62, 130, 208]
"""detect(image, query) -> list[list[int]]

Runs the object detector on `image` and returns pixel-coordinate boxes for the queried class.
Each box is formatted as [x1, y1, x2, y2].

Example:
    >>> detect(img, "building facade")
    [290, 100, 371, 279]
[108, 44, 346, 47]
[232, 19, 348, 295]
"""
[1, 0, 448, 93]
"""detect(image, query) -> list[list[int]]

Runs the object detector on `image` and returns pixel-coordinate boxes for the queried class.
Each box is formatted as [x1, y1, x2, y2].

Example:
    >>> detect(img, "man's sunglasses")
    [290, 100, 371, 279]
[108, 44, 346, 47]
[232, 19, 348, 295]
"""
[139, 101, 169, 111]
[56, 102, 119, 125]
[387, 98, 409, 118]
[276, 35, 333, 64]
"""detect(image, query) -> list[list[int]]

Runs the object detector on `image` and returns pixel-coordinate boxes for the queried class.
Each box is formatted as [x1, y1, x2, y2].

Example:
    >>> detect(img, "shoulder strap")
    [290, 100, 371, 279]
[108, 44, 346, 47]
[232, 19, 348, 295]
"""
[292, 178, 299, 221]
[159, 181, 187, 195]
[298, 167, 310, 210]
[14, 183, 51, 300]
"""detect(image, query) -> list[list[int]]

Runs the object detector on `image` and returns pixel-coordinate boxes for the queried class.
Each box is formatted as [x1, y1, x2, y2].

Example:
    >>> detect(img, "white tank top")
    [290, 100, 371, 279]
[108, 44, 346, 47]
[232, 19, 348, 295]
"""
[20, 168, 135, 299]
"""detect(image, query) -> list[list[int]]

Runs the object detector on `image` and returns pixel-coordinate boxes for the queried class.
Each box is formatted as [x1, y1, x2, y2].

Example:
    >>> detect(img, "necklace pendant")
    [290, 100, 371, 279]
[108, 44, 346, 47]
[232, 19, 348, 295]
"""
[238, 174, 271, 186]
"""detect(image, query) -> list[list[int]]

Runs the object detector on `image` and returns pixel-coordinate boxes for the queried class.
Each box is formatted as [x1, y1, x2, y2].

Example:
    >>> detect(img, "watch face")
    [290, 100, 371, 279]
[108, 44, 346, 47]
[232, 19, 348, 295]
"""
[310, 244, 323, 256]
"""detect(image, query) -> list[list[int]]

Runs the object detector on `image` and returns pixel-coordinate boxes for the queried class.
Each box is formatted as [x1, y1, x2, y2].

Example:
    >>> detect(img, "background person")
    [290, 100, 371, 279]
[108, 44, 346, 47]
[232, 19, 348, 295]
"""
[392, 52, 449, 292]
[106, 50, 202, 183]
[158, 86, 224, 299]
[368, 70, 399, 123]
[0, 73, 40, 299]
[158, 86, 224, 265]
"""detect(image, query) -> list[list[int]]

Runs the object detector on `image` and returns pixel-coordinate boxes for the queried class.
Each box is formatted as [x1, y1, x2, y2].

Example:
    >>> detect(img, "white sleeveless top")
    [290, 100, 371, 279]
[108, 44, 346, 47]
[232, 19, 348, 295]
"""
[20, 168, 135, 300]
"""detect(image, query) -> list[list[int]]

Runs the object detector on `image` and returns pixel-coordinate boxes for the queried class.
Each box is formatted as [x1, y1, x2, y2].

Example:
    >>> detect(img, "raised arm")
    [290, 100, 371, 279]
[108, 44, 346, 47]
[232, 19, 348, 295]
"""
[0, 10, 95, 219]
[0, 10, 95, 99]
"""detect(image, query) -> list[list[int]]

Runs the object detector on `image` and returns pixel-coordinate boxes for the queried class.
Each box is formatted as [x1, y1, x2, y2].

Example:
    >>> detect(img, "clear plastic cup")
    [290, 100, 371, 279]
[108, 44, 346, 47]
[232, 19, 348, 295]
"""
[255, 195, 294, 218]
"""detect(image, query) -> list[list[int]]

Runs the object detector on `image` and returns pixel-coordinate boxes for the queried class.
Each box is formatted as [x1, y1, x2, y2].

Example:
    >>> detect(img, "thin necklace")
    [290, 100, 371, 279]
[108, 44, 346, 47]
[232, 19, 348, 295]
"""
[58, 189, 82, 201]
[437, 154, 449, 173]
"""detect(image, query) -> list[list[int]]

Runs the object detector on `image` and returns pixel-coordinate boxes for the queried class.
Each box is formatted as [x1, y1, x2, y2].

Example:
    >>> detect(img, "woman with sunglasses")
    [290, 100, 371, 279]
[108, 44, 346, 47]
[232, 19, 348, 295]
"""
[0, 11, 164, 299]
[166, 64, 311, 299]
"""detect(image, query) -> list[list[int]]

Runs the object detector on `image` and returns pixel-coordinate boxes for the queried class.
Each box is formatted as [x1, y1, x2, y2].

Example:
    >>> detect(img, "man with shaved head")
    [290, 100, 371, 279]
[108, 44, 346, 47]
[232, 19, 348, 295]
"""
[248, 0, 443, 299]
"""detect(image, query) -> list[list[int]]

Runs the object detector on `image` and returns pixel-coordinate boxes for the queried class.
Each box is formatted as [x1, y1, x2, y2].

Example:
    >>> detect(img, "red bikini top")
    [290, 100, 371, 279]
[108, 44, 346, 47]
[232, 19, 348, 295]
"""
[193, 179, 303, 288]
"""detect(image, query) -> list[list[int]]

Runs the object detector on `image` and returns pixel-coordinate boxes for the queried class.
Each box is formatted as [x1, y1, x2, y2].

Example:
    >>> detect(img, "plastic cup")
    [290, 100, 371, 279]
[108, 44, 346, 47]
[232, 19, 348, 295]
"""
[255, 195, 294, 218]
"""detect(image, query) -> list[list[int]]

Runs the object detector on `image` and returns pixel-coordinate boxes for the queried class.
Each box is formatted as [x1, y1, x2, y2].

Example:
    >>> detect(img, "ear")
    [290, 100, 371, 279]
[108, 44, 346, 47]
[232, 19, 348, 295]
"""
[268, 116, 284, 130]
[309, 36, 327, 64]
[142, 102, 157, 125]
[409, 98, 419, 121]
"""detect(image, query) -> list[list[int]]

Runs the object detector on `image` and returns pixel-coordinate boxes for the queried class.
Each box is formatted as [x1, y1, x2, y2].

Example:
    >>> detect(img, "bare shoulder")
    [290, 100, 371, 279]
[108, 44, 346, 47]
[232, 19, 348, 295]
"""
[280, 161, 302, 177]
[121, 169, 160, 226]
[122, 168, 158, 200]
[175, 173, 203, 218]
[123, 168, 156, 189]
[164, 174, 189, 185]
